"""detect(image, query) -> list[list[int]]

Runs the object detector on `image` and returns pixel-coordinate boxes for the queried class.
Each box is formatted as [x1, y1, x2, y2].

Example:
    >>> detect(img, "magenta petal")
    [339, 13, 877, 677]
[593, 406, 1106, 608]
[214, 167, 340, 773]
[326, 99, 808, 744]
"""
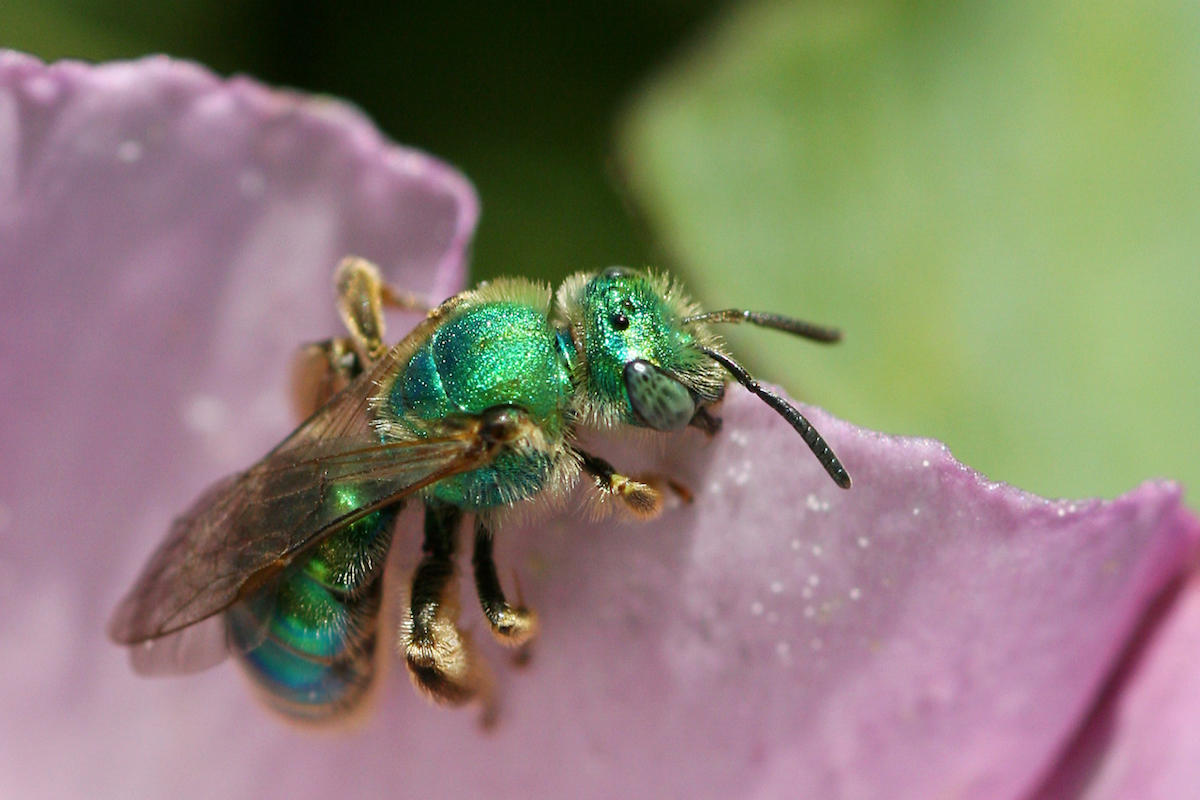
[0, 50, 476, 563]
[1031, 569, 1200, 799]
[487, 403, 1199, 800]
[0, 51, 476, 797]
[2, 51, 1199, 800]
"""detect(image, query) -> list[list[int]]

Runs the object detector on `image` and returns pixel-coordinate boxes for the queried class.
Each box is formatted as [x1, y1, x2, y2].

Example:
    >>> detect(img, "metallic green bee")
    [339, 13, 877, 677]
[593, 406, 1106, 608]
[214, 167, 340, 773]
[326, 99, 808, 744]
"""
[109, 258, 849, 722]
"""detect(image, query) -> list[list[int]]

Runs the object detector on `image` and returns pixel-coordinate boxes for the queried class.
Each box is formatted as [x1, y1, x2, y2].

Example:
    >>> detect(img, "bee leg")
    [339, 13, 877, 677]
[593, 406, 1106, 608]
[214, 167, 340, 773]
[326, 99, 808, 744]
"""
[472, 518, 538, 650]
[379, 282, 429, 314]
[689, 406, 723, 437]
[401, 503, 491, 708]
[292, 257, 388, 420]
[335, 257, 430, 360]
[334, 257, 390, 362]
[575, 448, 693, 519]
[292, 259, 444, 420]
[289, 338, 363, 420]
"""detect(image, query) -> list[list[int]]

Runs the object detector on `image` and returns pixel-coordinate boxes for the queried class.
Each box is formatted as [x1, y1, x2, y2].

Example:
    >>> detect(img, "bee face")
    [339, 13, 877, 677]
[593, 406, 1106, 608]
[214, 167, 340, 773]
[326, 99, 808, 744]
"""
[562, 266, 725, 432]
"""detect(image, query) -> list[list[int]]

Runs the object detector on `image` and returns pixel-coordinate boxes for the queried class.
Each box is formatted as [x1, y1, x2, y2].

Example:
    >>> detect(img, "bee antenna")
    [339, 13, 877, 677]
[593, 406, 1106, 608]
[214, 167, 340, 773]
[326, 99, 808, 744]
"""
[684, 310, 842, 344]
[699, 345, 851, 489]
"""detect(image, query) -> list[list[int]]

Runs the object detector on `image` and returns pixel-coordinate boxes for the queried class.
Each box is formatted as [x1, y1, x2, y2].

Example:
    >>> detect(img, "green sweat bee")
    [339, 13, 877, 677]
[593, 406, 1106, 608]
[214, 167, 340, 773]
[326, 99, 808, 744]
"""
[109, 258, 850, 722]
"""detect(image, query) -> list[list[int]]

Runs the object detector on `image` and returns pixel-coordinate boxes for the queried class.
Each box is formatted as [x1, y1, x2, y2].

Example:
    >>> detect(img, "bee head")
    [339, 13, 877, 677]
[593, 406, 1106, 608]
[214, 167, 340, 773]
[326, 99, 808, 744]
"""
[556, 266, 724, 432]
[555, 265, 851, 488]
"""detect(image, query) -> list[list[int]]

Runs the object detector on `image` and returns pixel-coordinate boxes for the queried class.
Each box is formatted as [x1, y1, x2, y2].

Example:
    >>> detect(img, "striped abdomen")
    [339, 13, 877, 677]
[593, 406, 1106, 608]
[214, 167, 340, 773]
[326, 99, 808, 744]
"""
[226, 503, 399, 721]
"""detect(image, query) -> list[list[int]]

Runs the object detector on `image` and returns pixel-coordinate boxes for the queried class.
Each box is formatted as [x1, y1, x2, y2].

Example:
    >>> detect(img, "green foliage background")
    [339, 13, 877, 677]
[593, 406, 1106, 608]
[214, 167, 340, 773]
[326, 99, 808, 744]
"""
[7, 0, 1198, 500]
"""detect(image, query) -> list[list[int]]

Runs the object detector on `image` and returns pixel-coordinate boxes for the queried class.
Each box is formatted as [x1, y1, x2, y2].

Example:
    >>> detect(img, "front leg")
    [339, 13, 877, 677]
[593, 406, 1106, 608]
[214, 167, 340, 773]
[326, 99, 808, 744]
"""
[575, 448, 693, 519]
[401, 503, 490, 706]
[472, 518, 538, 647]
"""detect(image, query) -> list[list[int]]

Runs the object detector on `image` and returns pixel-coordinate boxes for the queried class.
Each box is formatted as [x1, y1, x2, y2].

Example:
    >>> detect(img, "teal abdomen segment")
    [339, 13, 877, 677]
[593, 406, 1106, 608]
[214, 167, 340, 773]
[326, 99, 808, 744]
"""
[390, 301, 572, 509]
[228, 504, 397, 719]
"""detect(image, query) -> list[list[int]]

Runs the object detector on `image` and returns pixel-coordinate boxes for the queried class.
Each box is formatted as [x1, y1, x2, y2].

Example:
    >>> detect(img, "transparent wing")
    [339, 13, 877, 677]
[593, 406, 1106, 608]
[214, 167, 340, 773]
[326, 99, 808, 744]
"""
[108, 429, 487, 646]
[127, 570, 283, 676]
[126, 614, 231, 676]
[108, 332, 490, 646]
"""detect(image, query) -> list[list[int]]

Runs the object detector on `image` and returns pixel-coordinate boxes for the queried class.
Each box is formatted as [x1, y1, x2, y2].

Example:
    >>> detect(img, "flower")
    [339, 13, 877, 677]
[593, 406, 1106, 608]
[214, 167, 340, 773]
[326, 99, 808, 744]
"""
[1, 52, 1197, 800]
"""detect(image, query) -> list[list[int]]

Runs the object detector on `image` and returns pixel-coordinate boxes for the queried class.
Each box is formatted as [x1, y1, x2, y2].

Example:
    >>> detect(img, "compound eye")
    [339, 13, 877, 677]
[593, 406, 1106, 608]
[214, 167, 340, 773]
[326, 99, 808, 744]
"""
[623, 360, 696, 432]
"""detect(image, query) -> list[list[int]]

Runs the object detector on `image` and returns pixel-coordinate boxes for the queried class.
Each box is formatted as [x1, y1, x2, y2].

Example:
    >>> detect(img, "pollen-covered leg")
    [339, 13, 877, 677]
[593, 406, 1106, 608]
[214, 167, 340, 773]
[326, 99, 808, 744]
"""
[472, 519, 538, 648]
[335, 256, 430, 360]
[334, 257, 389, 361]
[401, 504, 491, 707]
[291, 259, 442, 419]
[575, 448, 692, 519]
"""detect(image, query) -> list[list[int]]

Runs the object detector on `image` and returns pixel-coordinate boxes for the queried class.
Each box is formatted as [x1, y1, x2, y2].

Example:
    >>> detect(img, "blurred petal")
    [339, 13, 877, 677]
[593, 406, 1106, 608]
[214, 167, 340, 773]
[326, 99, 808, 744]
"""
[2, 51, 1198, 800]
[1031, 571, 1200, 799]
[494, 402, 1198, 800]
[0, 51, 476, 796]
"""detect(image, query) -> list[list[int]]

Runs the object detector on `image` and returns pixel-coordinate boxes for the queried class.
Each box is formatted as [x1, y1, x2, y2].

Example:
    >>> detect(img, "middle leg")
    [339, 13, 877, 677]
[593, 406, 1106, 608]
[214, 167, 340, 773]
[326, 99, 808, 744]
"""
[401, 503, 489, 706]
[472, 518, 538, 648]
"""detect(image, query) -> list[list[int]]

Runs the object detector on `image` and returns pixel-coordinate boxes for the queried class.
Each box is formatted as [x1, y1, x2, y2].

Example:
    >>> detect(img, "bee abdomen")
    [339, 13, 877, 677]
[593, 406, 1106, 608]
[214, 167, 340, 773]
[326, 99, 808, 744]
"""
[227, 506, 398, 721]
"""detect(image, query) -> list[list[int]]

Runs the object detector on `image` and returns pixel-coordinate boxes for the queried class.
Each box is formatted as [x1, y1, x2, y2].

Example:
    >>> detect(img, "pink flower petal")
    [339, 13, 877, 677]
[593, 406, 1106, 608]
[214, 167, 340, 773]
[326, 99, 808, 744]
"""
[1031, 570, 1200, 799]
[2, 51, 1198, 800]
[480, 404, 1198, 800]
[0, 51, 477, 796]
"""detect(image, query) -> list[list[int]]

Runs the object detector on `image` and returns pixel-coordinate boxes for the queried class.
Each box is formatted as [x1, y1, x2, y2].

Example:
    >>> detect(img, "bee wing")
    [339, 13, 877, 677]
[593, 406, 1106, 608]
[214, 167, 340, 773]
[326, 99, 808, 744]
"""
[125, 613, 232, 676]
[108, 428, 487, 646]
[108, 322, 488, 647]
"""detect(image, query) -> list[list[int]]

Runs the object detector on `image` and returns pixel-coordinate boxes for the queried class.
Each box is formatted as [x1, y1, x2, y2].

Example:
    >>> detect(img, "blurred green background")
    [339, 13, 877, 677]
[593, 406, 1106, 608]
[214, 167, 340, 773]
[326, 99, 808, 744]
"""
[6, 0, 1198, 501]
